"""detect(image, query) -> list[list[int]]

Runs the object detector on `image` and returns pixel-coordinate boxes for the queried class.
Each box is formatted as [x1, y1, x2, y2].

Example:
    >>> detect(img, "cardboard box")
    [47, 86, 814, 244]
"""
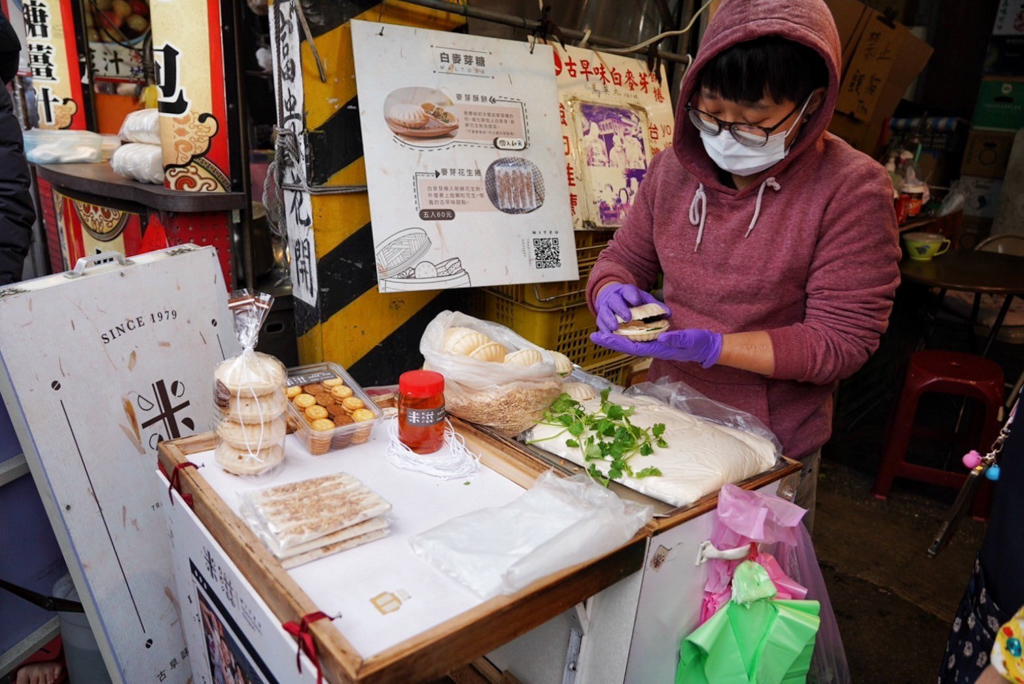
[962, 129, 1017, 178]
[829, 0, 874, 69]
[961, 175, 1005, 219]
[825, 0, 933, 155]
[984, 35, 1024, 76]
[973, 77, 1024, 130]
[863, 0, 909, 24]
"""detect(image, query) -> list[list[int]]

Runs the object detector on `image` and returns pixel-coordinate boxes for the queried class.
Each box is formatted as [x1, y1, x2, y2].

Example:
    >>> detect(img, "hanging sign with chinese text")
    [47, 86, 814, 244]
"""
[22, 0, 86, 129]
[267, 0, 317, 306]
[352, 20, 578, 292]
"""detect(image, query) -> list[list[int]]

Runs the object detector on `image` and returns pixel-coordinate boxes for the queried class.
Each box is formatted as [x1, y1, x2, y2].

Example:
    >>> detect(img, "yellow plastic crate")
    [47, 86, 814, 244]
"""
[485, 231, 614, 310]
[580, 353, 636, 386]
[479, 293, 620, 367]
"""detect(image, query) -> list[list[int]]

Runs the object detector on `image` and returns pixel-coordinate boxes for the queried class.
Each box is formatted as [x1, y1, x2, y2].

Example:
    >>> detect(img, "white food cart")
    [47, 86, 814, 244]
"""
[157, 421, 797, 683]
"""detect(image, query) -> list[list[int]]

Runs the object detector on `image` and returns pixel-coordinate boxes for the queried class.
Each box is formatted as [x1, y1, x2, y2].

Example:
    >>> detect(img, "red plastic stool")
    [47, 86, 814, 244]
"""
[872, 350, 1003, 519]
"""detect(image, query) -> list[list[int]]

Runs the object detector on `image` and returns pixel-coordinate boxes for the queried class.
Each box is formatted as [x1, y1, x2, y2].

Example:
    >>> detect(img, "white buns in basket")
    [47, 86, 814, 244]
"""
[442, 326, 574, 376]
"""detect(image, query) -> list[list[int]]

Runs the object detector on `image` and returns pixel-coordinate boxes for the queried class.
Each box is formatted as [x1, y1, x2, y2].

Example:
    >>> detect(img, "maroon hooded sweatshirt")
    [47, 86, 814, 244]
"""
[586, 0, 901, 460]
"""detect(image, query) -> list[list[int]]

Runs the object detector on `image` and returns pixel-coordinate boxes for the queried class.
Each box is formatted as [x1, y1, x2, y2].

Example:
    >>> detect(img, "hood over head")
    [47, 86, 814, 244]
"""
[673, 0, 842, 191]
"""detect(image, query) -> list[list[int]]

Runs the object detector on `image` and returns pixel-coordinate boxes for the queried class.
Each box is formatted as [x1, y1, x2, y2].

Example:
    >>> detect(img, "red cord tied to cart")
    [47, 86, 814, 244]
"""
[282, 611, 337, 684]
[167, 461, 202, 507]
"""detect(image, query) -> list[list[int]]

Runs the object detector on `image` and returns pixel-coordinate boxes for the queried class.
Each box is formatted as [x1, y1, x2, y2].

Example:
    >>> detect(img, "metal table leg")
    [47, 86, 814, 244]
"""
[982, 294, 1014, 358]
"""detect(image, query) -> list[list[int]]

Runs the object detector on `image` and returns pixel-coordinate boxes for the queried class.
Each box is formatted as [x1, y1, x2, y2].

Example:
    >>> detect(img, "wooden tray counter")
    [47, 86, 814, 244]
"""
[158, 421, 799, 683]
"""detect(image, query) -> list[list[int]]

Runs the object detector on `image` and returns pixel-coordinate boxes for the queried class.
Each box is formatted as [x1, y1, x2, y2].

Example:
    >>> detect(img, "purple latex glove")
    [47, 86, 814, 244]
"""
[590, 329, 724, 368]
[594, 283, 669, 333]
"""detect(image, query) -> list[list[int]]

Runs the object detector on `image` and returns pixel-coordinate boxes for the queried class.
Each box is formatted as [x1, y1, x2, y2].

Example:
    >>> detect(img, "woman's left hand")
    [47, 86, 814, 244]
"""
[591, 329, 723, 368]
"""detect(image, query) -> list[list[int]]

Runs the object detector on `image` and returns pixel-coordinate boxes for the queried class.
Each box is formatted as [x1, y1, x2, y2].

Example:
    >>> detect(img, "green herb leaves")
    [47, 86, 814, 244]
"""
[530, 388, 667, 487]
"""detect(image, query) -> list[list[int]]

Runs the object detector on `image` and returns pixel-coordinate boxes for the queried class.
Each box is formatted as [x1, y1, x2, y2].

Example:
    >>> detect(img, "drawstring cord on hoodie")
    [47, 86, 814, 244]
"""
[689, 183, 707, 252]
[746, 177, 781, 238]
[689, 177, 781, 251]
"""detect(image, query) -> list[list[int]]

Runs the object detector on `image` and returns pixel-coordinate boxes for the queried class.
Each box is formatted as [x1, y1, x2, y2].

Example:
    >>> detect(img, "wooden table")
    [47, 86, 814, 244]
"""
[900, 249, 1024, 357]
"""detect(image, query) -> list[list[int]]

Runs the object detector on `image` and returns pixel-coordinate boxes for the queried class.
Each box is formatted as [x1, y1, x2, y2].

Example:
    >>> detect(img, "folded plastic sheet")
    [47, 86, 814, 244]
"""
[410, 471, 651, 599]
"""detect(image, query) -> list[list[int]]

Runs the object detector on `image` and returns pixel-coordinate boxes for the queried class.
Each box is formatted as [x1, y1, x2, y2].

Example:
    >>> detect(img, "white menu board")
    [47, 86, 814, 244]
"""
[351, 20, 579, 292]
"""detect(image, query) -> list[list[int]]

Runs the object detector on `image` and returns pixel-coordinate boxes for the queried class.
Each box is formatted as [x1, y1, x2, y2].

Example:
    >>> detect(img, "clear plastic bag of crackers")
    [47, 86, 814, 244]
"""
[213, 290, 287, 476]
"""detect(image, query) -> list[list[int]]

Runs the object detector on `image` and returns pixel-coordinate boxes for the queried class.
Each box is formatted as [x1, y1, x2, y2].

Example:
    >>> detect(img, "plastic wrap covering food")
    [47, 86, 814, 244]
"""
[239, 473, 391, 569]
[110, 143, 164, 184]
[420, 311, 562, 436]
[23, 129, 102, 164]
[117, 109, 161, 145]
[213, 290, 287, 476]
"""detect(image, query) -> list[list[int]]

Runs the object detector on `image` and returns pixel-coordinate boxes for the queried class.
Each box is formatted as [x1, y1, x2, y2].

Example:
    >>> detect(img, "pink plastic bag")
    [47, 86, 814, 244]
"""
[701, 484, 851, 684]
[701, 484, 808, 622]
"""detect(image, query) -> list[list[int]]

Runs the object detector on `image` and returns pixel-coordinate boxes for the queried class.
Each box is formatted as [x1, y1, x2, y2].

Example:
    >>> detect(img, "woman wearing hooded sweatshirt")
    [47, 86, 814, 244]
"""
[587, 0, 901, 530]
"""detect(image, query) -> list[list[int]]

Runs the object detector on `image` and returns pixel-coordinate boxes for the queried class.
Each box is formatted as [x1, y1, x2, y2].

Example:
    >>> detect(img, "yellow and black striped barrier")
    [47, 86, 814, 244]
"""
[271, 0, 466, 385]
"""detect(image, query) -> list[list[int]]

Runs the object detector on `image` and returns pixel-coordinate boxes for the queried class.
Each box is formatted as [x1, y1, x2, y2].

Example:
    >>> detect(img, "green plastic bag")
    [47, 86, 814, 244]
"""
[677, 561, 821, 684]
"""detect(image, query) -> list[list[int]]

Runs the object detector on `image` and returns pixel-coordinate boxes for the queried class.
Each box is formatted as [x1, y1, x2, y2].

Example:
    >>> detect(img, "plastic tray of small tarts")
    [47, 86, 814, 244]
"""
[284, 362, 384, 455]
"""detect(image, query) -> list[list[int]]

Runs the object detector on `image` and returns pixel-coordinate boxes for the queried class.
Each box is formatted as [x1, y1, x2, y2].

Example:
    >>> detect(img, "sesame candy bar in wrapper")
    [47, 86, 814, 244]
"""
[238, 473, 392, 565]
[213, 290, 288, 476]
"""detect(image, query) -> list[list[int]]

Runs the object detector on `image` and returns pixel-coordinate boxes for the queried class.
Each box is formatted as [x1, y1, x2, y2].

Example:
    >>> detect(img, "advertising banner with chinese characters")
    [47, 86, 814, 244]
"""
[161, 478, 321, 684]
[0, 247, 236, 683]
[352, 20, 578, 292]
[150, 0, 232, 192]
[21, 0, 86, 129]
[553, 45, 674, 230]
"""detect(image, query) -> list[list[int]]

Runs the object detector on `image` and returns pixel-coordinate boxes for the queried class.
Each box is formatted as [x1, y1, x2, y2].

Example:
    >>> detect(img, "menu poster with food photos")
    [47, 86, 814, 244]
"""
[553, 45, 675, 230]
[351, 20, 578, 292]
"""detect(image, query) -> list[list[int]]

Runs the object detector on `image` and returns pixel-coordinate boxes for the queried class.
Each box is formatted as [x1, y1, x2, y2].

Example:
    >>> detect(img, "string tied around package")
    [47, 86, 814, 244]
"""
[385, 418, 480, 479]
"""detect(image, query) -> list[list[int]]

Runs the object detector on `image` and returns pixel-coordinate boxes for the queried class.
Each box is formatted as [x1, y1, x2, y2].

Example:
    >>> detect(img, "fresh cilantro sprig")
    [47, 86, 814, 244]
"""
[528, 388, 666, 486]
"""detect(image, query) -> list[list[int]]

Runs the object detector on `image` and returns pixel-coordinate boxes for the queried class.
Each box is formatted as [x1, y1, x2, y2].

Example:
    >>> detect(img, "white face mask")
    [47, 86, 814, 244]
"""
[699, 96, 812, 177]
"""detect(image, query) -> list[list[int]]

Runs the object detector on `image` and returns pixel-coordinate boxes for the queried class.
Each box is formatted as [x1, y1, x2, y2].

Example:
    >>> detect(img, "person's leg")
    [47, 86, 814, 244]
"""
[778, 449, 821, 535]
[939, 559, 1010, 683]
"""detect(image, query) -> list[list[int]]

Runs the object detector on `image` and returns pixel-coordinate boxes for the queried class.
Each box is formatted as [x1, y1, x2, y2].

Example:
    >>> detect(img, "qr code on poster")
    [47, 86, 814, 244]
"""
[533, 238, 560, 269]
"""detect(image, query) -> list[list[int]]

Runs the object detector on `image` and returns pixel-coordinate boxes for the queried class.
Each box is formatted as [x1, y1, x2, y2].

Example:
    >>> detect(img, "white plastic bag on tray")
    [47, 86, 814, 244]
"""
[421, 311, 562, 436]
[118, 108, 161, 145]
[110, 143, 164, 184]
[410, 471, 652, 599]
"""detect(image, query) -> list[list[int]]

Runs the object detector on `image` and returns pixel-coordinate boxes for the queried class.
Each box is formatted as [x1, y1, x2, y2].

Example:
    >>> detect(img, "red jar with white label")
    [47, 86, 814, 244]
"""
[398, 370, 446, 454]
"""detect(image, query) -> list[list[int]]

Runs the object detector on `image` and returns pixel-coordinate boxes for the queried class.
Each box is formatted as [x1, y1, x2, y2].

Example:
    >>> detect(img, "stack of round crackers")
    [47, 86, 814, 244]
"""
[214, 352, 288, 475]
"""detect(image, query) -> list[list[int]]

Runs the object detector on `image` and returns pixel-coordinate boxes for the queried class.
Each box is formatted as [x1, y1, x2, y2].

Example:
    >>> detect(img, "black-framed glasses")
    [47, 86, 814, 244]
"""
[686, 101, 802, 147]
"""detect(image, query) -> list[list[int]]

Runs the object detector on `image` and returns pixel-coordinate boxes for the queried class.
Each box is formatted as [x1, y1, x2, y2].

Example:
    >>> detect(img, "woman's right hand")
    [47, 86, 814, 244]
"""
[594, 282, 669, 333]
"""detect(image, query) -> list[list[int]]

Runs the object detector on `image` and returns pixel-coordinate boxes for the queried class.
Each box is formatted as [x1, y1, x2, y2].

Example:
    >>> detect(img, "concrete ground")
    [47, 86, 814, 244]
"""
[814, 457, 985, 683]
[815, 285, 1015, 683]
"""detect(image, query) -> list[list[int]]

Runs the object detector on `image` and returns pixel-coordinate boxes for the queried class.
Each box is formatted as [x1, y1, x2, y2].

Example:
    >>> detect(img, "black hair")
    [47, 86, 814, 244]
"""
[696, 35, 829, 105]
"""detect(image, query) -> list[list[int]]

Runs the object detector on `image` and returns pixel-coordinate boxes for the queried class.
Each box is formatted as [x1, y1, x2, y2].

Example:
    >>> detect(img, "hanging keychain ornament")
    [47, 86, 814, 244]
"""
[929, 395, 1018, 557]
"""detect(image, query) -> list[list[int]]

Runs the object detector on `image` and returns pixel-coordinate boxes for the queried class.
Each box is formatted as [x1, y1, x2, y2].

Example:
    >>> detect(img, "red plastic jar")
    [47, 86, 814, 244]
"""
[398, 370, 446, 454]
